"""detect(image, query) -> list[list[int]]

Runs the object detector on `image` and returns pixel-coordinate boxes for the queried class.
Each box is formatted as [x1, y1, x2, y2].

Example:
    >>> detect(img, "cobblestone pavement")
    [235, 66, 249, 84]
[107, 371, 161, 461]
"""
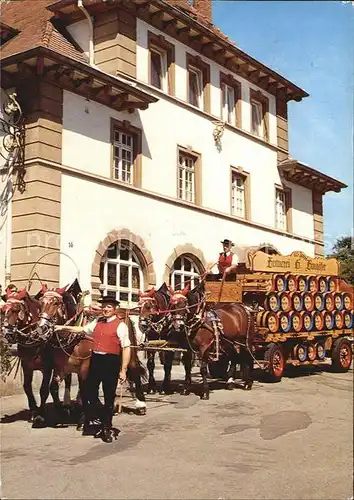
[0, 363, 353, 500]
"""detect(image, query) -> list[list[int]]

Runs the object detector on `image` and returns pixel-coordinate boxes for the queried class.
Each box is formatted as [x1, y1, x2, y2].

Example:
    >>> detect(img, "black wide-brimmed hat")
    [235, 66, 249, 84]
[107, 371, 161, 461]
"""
[221, 239, 234, 246]
[98, 296, 120, 306]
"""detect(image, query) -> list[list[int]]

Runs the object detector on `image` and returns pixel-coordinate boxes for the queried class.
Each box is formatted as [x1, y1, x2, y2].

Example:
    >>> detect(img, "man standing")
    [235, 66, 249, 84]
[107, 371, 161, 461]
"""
[217, 239, 239, 280]
[83, 296, 131, 443]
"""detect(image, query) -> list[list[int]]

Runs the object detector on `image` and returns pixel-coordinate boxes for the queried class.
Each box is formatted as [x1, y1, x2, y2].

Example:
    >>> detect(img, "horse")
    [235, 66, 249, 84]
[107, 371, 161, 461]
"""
[37, 287, 148, 432]
[0, 288, 68, 427]
[138, 283, 173, 394]
[170, 281, 255, 399]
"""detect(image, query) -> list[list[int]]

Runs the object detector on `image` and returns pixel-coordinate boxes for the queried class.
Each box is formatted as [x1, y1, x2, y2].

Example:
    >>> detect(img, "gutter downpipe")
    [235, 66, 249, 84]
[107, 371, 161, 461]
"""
[77, 0, 94, 66]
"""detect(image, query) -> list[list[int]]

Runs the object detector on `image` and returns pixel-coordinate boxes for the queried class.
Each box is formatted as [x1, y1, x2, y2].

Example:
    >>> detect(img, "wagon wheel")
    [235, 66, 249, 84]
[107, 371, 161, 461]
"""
[208, 356, 230, 379]
[331, 338, 353, 372]
[264, 343, 285, 383]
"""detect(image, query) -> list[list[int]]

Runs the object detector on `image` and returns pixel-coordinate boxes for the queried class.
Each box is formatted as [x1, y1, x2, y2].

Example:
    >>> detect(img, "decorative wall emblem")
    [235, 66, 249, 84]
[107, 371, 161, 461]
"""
[0, 89, 26, 192]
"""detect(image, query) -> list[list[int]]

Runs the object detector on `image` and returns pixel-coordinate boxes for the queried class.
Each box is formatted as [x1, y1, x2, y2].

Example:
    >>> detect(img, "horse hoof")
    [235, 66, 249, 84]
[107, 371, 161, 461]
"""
[200, 393, 209, 400]
[147, 388, 156, 395]
[181, 389, 190, 396]
[136, 408, 146, 416]
[226, 382, 235, 390]
[76, 423, 83, 431]
[244, 382, 253, 391]
[32, 415, 46, 428]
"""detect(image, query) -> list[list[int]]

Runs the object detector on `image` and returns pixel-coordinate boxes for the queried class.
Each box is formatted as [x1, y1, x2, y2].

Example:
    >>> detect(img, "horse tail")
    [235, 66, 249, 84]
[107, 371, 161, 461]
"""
[126, 316, 147, 382]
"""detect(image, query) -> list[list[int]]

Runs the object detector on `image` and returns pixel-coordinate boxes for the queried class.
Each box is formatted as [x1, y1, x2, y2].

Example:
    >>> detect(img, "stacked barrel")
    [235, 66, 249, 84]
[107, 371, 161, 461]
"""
[256, 273, 354, 334]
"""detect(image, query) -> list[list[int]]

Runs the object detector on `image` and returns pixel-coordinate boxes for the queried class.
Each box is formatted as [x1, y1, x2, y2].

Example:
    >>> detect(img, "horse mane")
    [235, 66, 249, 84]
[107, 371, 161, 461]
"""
[62, 291, 77, 321]
[24, 293, 41, 321]
[126, 315, 147, 381]
[154, 283, 171, 314]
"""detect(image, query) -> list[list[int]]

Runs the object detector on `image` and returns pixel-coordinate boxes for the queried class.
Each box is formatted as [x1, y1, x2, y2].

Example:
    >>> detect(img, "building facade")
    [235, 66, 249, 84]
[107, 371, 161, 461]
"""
[0, 0, 346, 307]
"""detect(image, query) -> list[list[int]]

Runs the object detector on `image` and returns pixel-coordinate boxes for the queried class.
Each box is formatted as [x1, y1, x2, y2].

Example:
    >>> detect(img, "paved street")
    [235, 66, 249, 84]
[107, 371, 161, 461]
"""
[0, 363, 353, 500]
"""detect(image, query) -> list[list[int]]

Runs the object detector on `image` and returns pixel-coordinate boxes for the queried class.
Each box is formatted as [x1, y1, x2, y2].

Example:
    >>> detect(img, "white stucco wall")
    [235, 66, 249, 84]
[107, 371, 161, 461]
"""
[136, 19, 277, 144]
[66, 20, 90, 59]
[62, 89, 314, 239]
[59, 174, 315, 290]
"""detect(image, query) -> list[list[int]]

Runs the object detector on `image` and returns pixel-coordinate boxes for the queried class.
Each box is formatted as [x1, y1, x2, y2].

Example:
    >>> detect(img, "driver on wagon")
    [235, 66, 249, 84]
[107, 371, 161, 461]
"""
[216, 239, 239, 280]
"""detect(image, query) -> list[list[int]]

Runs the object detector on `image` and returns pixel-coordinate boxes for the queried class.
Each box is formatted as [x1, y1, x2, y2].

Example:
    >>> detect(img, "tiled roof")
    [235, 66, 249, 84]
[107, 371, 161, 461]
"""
[0, 0, 87, 63]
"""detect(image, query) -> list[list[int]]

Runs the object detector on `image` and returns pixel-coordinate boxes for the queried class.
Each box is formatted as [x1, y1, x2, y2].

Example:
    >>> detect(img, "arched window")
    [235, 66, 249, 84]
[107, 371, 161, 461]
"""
[99, 240, 144, 308]
[169, 254, 203, 290]
[258, 244, 280, 255]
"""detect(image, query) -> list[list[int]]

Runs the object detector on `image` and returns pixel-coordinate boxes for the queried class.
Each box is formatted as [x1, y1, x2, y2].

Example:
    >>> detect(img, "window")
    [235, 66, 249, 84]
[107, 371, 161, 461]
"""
[220, 73, 241, 127]
[222, 84, 235, 125]
[99, 240, 144, 308]
[169, 255, 203, 290]
[188, 66, 203, 108]
[231, 172, 245, 217]
[231, 168, 250, 219]
[178, 152, 196, 203]
[250, 89, 269, 141]
[113, 129, 134, 184]
[150, 47, 167, 90]
[187, 53, 210, 112]
[275, 187, 292, 231]
[148, 32, 175, 95]
[111, 119, 142, 187]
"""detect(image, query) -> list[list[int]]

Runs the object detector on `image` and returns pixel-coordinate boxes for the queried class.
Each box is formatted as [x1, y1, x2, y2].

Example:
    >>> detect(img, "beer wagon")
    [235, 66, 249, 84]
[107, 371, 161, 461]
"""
[205, 250, 354, 381]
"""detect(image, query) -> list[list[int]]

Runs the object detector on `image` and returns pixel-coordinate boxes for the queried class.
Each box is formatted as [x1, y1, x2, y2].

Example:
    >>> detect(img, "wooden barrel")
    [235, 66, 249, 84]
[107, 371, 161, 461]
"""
[334, 293, 344, 311]
[273, 274, 287, 292]
[315, 342, 326, 360]
[256, 311, 264, 327]
[312, 311, 324, 331]
[301, 311, 314, 332]
[264, 292, 281, 312]
[342, 292, 353, 311]
[308, 276, 318, 293]
[334, 311, 344, 330]
[323, 293, 335, 312]
[307, 343, 317, 361]
[322, 311, 335, 330]
[286, 274, 298, 292]
[328, 276, 339, 293]
[263, 311, 280, 333]
[279, 312, 292, 333]
[279, 292, 292, 312]
[290, 291, 303, 312]
[291, 312, 304, 333]
[301, 292, 315, 312]
[298, 275, 308, 292]
[292, 344, 307, 362]
[318, 276, 329, 293]
[313, 292, 325, 311]
[343, 310, 354, 329]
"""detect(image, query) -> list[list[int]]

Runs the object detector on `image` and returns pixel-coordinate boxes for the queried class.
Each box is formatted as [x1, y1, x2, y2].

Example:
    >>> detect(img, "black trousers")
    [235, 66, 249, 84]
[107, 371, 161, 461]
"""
[87, 352, 121, 428]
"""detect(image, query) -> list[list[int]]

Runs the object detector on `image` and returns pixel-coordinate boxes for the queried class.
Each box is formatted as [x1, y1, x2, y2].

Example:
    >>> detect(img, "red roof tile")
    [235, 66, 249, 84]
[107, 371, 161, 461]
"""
[0, 0, 87, 63]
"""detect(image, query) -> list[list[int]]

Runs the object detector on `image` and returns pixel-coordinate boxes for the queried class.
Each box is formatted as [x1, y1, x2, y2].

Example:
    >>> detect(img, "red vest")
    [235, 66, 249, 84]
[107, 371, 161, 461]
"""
[93, 317, 122, 355]
[218, 253, 233, 273]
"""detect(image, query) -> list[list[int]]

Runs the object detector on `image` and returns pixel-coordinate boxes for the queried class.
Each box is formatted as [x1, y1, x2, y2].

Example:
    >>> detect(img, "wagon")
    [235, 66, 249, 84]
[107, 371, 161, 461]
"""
[205, 250, 354, 381]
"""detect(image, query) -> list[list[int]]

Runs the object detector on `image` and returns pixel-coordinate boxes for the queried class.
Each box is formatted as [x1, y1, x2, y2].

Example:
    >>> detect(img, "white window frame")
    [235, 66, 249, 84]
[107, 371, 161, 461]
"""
[178, 152, 196, 203]
[150, 45, 168, 92]
[231, 171, 246, 217]
[275, 188, 287, 230]
[188, 65, 203, 109]
[113, 129, 134, 184]
[222, 83, 235, 125]
[251, 99, 263, 137]
[99, 241, 144, 309]
[170, 255, 201, 290]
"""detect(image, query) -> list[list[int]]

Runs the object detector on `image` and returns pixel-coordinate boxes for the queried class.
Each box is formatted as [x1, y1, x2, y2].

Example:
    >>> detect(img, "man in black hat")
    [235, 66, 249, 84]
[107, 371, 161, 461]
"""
[58, 295, 131, 442]
[217, 239, 239, 280]
[83, 296, 131, 442]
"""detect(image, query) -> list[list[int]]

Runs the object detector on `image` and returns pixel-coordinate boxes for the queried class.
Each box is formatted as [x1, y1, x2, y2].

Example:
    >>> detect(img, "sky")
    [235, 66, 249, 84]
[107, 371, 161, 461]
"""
[212, 0, 353, 254]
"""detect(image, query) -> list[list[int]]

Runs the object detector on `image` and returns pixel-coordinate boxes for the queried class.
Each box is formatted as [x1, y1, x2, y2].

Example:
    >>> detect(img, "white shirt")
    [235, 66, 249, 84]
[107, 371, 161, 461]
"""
[83, 315, 131, 353]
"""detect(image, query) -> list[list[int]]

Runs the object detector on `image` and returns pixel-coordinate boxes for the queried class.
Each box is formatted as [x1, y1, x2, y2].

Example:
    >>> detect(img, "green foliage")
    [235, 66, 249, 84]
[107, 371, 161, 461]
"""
[329, 236, 354, 285]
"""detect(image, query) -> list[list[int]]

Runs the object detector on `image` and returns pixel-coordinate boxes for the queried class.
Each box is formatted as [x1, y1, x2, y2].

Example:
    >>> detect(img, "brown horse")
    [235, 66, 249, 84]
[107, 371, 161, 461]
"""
[0, 288, 66, 426]
[38, 289, 147, 431]
[170, 282, 255, 399]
